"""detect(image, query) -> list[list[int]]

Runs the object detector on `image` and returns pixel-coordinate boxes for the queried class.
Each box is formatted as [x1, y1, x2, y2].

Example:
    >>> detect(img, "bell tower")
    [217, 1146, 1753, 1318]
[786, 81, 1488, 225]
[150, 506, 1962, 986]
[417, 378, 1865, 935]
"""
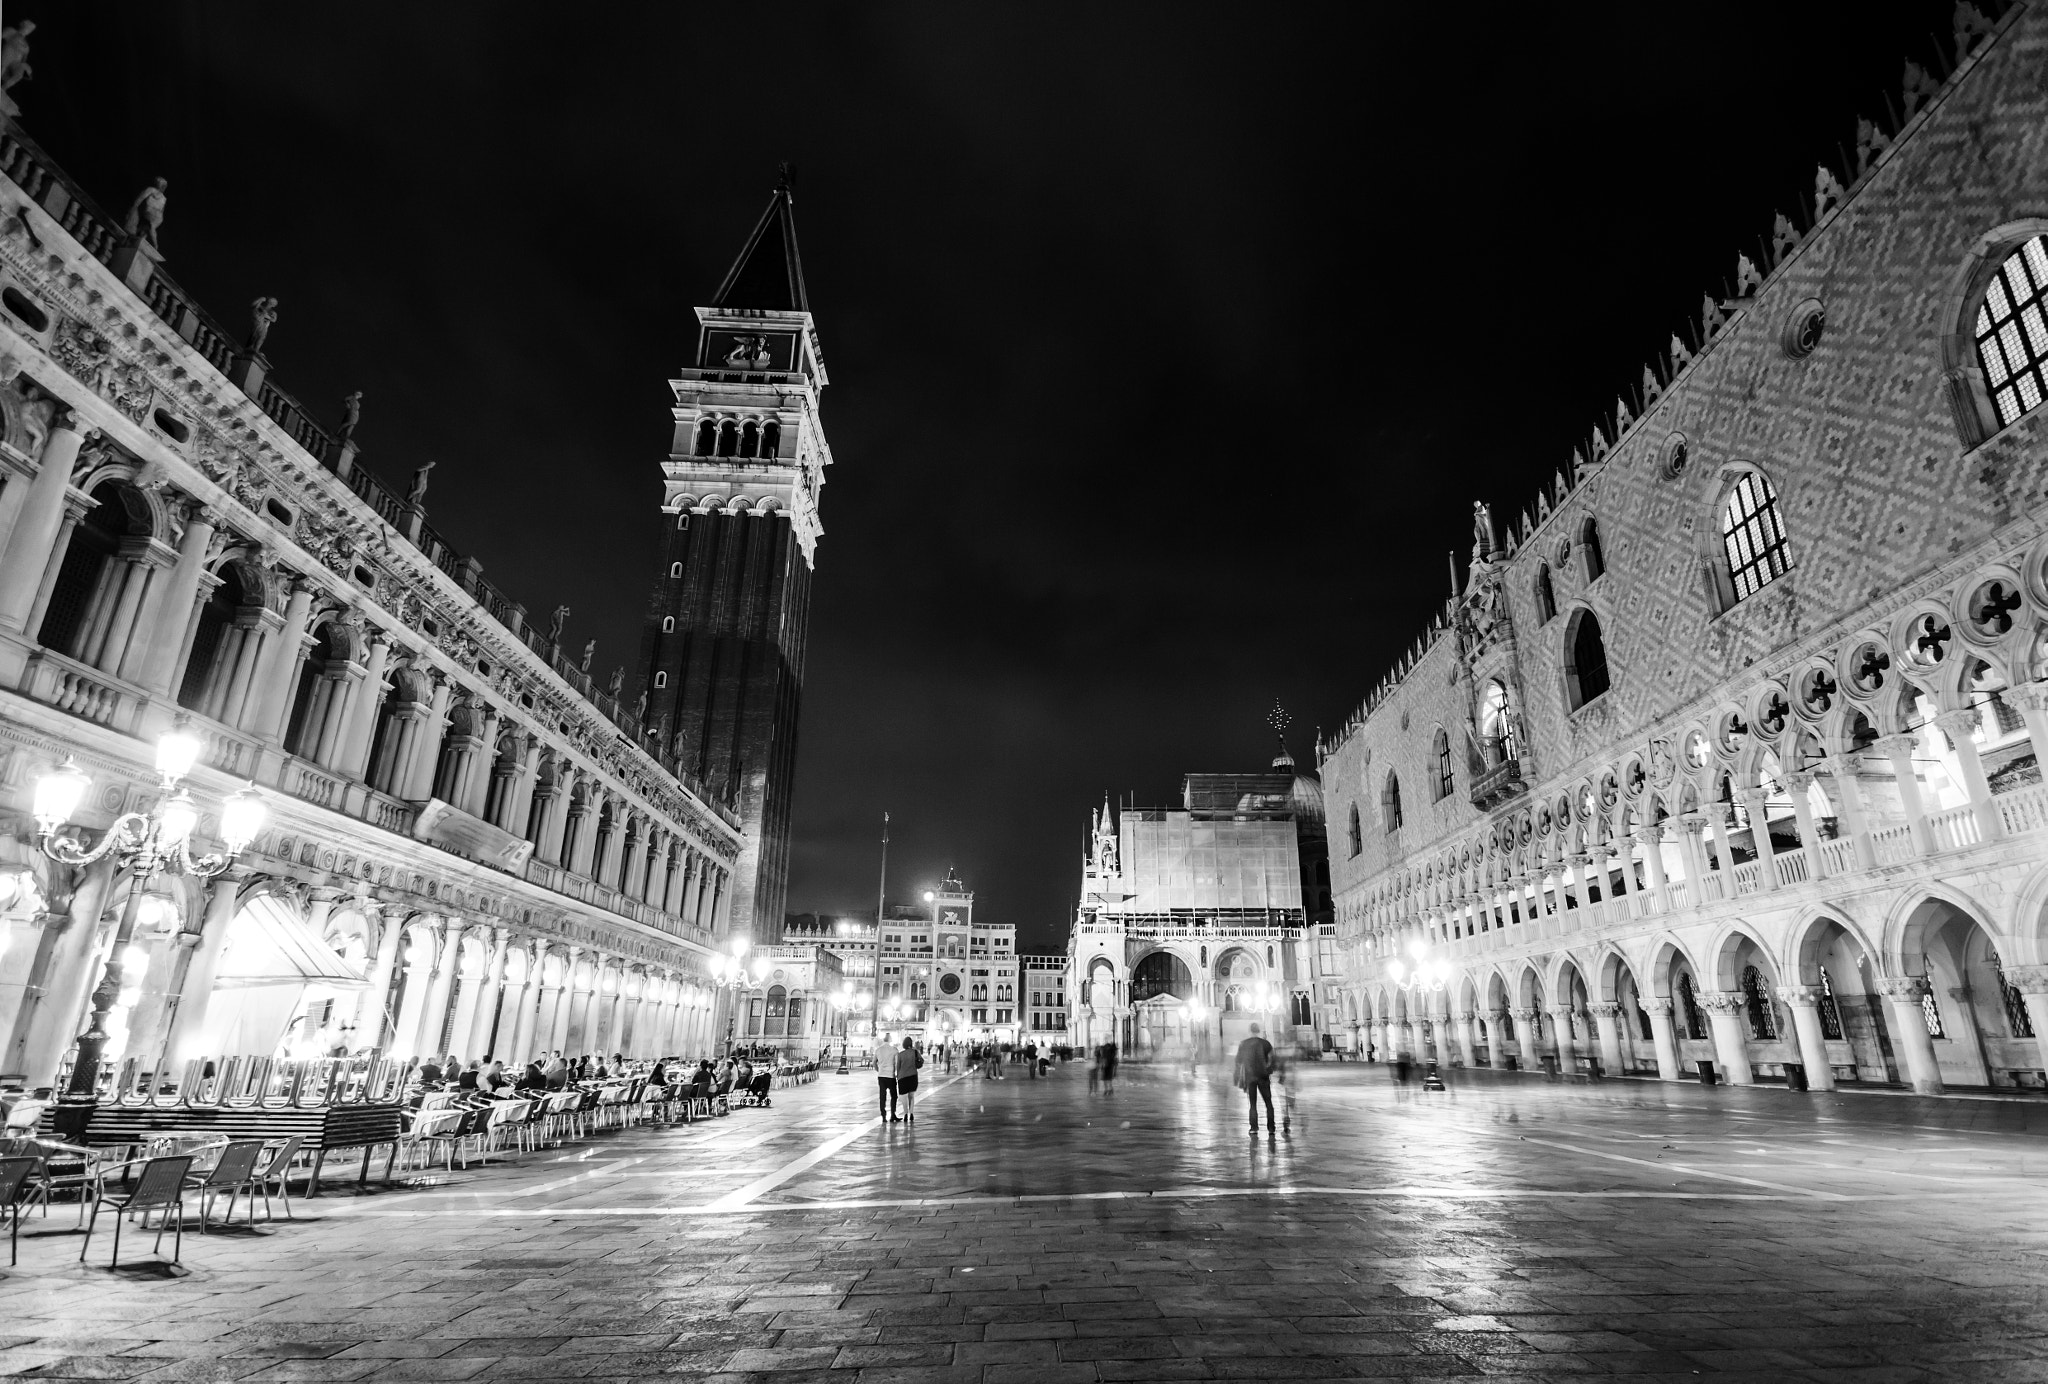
[636, 168, 832, 942]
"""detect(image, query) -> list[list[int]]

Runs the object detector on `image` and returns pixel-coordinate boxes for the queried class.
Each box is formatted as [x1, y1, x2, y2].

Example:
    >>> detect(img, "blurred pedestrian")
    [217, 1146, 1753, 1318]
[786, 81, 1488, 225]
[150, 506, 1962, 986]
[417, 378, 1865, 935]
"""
[896, 1036, 922, 1122]
[1234, 1023, 1276, 1135]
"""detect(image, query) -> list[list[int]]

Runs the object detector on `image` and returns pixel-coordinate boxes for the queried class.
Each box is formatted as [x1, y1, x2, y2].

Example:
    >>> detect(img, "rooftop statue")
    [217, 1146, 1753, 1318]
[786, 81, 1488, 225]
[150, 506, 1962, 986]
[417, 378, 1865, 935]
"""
[607, 666, 624, 698]
[336, 390, 362, 444]
[123, 176, 167, 246]
[0, 21, 33, 122]
[247, 295, 279, 353]
[547, 604, 569, 641]
[580, 639, 595, 674]
[407, 458, 435, 505]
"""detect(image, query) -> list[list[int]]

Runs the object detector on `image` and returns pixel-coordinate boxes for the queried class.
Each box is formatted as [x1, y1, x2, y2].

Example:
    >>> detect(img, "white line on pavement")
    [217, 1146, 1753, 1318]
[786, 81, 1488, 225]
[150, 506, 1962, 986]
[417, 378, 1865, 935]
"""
[1513, 1134, 1851, 1199]
[700, 1069, 971, 1212]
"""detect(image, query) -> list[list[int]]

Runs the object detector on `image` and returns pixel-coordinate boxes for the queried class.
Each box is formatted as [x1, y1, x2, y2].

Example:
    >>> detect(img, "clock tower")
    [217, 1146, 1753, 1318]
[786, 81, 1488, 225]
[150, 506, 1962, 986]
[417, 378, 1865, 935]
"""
[636, 170, 831, 942]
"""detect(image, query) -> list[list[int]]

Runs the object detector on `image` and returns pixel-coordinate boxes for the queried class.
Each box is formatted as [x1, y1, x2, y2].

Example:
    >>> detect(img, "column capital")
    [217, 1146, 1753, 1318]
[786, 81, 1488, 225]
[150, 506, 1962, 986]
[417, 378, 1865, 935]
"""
[1586, 1002, 1622, 1019]
[2002, 964, 2048, 993]
[1639, 996, 1673, 1016]
[1699, 991, 1745, 1017]
[1933, 708, 1980, 735]
[1873, 974, 1929, 1001]
[1785, 771, 1816, 794]
[1776, 985, 1823, 1006]
[2008, 680, 2048, 714]
[1511, 1007, 1538, 1022]
[1874, 732, 1921, 756]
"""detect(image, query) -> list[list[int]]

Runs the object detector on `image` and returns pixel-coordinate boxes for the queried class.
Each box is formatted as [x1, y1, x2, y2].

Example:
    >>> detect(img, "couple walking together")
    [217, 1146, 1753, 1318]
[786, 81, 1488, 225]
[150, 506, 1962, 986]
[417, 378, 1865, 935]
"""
[876, 1036, 924, 1123]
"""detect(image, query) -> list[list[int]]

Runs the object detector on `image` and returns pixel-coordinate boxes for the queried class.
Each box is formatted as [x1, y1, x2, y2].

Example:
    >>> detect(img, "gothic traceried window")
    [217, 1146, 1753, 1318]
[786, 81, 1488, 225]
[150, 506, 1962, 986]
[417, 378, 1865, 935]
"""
[1383, 774, 1403, 832]
[1566, 610, 1610, 710]
[1433, 728, 1453, 800]
[1741, 965, 1777, 1040]
[1347, 804, 1362, 858]
[1992, 949, 2036, 1038]
[1534, 564, 1557, 624]
[1480, 679, 1519, 763]
[1817, 965, 1844, 1041]
[1721, 472, 1792, 601]
[1921, 988, 1946, 1039]
[1976, 234, 2048, 428]
[1580, 517, 1605, 582]
[1677, 972, 1707, 1040]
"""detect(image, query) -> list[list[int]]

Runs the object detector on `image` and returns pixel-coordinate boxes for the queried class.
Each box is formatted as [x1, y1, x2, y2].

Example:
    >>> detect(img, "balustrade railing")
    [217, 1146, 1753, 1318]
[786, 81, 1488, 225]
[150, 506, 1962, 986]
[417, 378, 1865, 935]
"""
[1816, 835, 1858, 878]
[1996, 780, 2048, 835]
[1927, 802, 1981, 853]
[1729, 860, 1763, 896]
[1869, 821, 1918, 866]
[1774, 851, 1810, 887]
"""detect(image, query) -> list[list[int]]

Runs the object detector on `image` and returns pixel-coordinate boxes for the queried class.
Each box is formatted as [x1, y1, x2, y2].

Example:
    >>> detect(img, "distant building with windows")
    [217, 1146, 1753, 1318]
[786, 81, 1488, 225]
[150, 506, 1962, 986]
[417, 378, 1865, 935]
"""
[1322, 8, 2048, 1094]
[873, 869, 1019, 1046]
[1021, 954, 1068, 1039]
[782, 911, 877, 1041]
[734, 944, 844, 1057]
[1067, 734, 1336, 1059]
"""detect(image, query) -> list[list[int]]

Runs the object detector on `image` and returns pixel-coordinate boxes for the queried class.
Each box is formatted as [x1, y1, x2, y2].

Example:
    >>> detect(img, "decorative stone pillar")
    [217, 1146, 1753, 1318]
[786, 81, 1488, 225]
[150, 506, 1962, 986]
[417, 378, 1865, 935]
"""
[1637, 823, 1669, 911]
[1584, 841, 1610, 917]
[412, 918, 462, 1062]
[1876, 733, 1936, 856]
[1738, 788, 1778, 887]
[1455, 1010, 1478, 1068]
[1777, 985, 1837, 1091]
[246, 580, 315, 743]
[1641, 996, 1682, 1080]
[1701, 992, 1754, 1085]
[1934, 708, 2003, 842]
[1549, 1006, 1578, 1070]
[2003, 965, 2048, 1078]
[162, 875, 241, 1066]
[1675, 812, 1708, 901]
[354, 906, 404, 1049]
[1482, 1010, 1506, 1068]
[1875, 976, 1945, 1094]
[1782, 772, 1827, 883]
[335, 632, 393, 779]
[462, 703, 501, 819]
[468, 926, 510, 1060]
[0, 416, 87, 633]
[402, 674, 455, 802]
[1588, 1001, 1625, 1076]
[2008, 683, 2048, 788]
[1822, 755, 1878, 871]
[1514, 1007, 1542, 1071]
[131, 502, 219, 693]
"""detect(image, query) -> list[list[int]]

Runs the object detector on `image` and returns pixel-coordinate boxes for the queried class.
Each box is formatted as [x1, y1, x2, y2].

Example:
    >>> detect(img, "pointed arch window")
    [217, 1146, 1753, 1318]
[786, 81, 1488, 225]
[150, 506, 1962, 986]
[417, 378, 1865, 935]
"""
[1976, 234, 2048, 428]
[1579, 517, 1605, 582]
[1990, 948, 2036, 1038]
[1382, 773, 1403, 832]
[1480, 679, 1519, 763]
[1534, 564, 1556, 624]
[1920, 988, 1946, 1039]
[1346, 803, 1362, 858]
[1741, 965, 1777, 1040]
[1817, 965, 1844, 1041]
[1721, 472, 1792, 601]
[1432, 728, 1453, 800]
[1677, 972, 1707, 1040]
[1564, 610, 1610, 710]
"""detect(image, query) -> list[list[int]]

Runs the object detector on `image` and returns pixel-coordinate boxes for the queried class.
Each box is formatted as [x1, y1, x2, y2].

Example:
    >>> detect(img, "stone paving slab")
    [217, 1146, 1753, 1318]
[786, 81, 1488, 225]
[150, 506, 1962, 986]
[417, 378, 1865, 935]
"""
[1, 1064, 2045, 1380]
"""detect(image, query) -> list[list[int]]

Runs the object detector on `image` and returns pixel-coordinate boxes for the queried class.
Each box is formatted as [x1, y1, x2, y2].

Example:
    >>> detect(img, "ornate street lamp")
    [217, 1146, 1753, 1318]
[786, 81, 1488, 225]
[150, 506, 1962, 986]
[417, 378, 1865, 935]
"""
[33, 728, 265, 1099]
[1385, 937, 1451, 995]
[835, 983, 853, 1073]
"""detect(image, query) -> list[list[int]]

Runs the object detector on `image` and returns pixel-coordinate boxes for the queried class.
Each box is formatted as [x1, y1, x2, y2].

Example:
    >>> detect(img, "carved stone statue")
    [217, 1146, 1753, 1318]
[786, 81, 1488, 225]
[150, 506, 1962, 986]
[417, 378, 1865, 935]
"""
[0, 22, 34, 122]
[633, 689, 648, 721]
[407, 458, 435, 505]
[547, 604, 569, 641]
[1471, 500, 1495, 562]
[247, 296, 279, 353]
[123, 176, 167, 245]
[580, 639, 596, 674]
[607, 666, 625, 698]
[336, 390, 362, 443]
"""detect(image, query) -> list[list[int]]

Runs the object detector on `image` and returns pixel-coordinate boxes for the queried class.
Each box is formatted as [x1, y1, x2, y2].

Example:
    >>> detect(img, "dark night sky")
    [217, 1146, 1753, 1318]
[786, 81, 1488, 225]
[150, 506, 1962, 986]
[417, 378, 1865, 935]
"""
[17, 2, 1956, 949]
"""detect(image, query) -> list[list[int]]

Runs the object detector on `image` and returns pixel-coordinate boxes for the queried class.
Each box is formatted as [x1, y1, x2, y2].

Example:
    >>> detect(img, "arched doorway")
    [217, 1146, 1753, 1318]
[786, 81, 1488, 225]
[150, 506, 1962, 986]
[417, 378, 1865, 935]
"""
[1901, 895, 2039, 1089]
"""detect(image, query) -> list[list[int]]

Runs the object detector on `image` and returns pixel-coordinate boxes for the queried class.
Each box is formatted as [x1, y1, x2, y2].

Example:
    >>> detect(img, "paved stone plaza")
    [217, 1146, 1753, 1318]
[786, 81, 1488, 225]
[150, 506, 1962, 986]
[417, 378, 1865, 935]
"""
[2, 1064, 2047, 1382]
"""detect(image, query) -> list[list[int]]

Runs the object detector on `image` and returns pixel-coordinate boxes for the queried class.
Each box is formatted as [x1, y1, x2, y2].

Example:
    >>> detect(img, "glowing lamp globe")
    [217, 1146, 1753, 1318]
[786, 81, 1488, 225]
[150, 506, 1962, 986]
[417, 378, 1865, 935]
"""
[32, 759, 90, 831]
[155, 729, 202, 782]
[156, 790, 198, 848]
[220, 787, 265, 853]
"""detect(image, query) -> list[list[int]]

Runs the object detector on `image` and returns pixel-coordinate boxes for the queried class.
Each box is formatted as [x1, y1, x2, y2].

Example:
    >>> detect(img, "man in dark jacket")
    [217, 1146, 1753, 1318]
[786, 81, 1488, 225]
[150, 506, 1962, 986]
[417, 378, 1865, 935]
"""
[1235, 1023, 1277, 1134]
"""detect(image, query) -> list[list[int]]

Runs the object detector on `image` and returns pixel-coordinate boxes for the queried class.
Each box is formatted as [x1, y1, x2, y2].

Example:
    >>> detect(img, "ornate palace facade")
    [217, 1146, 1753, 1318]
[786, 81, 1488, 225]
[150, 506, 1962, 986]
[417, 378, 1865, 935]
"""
[1321, 3, 2048, 1095]
[0, 104, 765, 1088]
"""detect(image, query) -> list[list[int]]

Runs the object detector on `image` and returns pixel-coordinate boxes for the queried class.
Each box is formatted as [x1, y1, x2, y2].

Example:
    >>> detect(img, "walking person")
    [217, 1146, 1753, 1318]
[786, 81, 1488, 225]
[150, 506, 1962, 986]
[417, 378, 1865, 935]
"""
[877, 1050, 900, 1122]
[1235, 1022, 1276, 1135]
[1026, 1040, 1038, 1078]
[896, 1036, 923, 1122]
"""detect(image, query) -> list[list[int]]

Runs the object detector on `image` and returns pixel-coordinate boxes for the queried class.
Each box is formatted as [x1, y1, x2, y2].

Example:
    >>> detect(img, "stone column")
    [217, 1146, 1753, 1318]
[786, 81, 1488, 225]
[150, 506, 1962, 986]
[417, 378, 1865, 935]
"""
[1823, 755, 1878, 871]
[130, 503, 218, 693]
[1701, 992, 1755, 1085]
[412, 918, 461, 1062]
[561, 949, 594, 1054]
[1875, 976, 1945, 1094]
[1784, 772, 1827, 881]
[1641, 996, 1682, 1080]
[468, 926, 510, 1060]
[214, 606, 276, 728]
[162, 876, 241, 1065]
[2009, 683, 2048, 785]
[1549, 1006, 1578, 1071]
[2003, 966, 2048, 1078]
[1584, 841, 1610, 918]
[1877, 733, 1936, 856]
[462, 703, 501, 819]
[505, 735, 540, 839]
[1777, 985, 1837, 1091]
[246, 580, 314, 743]
[401, 674, 454, 801]
[1514, 1007, 1542, 1070]
[1637, 824, 1670, 910]
[618, 820, 645, 900]
[1934, 708, 2003, 842]
[335, 633, 393, 779]
[355, 908, 405, 1049]
[1739, 788, 1778, 887]
[1588, 1001, 1625, 1076]
[506, 948, 543, 1065]
[1456, 1010, 1478, 1068]
[0, 418, 87, 633]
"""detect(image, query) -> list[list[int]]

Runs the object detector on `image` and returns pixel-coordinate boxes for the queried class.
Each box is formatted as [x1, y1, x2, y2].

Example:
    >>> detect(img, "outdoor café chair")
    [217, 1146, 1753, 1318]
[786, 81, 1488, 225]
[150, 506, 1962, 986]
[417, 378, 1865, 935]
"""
[1, 1136, 98, 1225]
[186, 1139, 266, 1232]
[253, 1134, 306, 1223]
[0, 1156, 35, 1266]
[81, 1155, 192, 1267]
